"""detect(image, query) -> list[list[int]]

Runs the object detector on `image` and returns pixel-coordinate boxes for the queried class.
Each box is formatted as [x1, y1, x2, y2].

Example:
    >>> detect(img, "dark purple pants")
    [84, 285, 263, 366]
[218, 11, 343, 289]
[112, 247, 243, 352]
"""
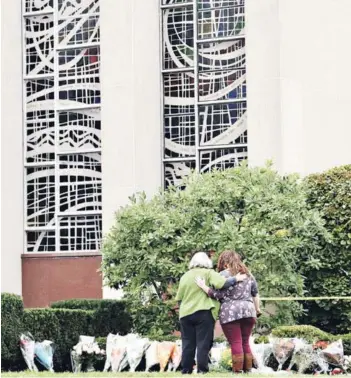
[221, 317, 256, 355]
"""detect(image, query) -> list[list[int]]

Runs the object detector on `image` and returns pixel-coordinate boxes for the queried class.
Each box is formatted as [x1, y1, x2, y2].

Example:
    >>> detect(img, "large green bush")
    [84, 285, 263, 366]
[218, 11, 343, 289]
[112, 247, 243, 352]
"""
[51, 299, 132, 336]
[102, 164, 329, 335]
[301, 165, 351, 333]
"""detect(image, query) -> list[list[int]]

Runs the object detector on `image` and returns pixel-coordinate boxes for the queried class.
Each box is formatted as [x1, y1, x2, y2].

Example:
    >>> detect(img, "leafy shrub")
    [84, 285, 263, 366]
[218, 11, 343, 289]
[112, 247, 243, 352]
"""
[51, 298, 132, 336]
[271, 325, 333, 343]
[1, 294, 26, 371]
[302, 165, 351, 333]
[102, 164, 329, 335]
[254, 335, 270, 344]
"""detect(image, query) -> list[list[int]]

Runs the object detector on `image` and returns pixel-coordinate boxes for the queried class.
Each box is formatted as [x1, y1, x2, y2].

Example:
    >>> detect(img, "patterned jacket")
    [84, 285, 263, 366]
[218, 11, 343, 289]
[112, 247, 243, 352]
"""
[208, 270, 258, 324]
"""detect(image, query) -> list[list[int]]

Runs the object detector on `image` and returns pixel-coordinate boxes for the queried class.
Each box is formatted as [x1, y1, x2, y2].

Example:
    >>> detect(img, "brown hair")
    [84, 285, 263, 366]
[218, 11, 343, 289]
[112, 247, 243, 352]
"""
[217, 250, 250, 276]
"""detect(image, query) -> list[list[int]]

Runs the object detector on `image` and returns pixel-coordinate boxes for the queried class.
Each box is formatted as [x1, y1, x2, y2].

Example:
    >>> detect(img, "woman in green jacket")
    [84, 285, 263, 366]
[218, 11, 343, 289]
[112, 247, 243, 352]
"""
[175, 252, 247, 374]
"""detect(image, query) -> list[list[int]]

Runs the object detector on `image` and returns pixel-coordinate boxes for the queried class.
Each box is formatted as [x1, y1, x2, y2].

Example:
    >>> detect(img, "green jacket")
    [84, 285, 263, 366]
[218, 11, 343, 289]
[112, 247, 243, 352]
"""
[175, 268, 226, 320]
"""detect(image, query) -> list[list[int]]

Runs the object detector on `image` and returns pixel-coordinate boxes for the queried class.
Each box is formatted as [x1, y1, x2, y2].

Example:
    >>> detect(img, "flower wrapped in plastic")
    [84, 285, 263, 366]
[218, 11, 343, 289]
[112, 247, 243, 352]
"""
[145, 341, 159, 372]
[127, 336, 150, 372]
[71, 336, 105, 373]
[322, 339, 344, 367]
[34, 340, 55, 372]
[287, 339, 315, 374]
[103, 333, 118, 372]
[168, 340, 182, 372]
[270, 337, 295, 370]
[103, 334, 129, 372]
[157, 341, 176, 372]
[210, 342, 227, 367]
[20, 333, 38, 372]
[250, 337, 273, 373]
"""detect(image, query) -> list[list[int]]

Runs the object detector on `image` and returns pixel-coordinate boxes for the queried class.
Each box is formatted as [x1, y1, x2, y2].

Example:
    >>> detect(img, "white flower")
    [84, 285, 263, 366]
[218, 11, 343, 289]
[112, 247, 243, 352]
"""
[87, 347, 94, 354]
[100, 349, 105, 355]
[82, 344, 88, 352]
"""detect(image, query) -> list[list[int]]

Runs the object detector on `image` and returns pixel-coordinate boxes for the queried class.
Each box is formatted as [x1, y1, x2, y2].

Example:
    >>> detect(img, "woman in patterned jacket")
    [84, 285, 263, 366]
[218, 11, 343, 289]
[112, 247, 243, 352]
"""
[195, 250, 261, 373]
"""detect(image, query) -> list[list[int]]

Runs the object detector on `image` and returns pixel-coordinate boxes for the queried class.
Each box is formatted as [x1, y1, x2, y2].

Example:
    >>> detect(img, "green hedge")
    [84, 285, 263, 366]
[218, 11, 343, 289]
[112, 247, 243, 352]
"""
[1, 294, 26, 371]
[271, 325, 333, 343]
[1, 294, 132, 372]
[303, 165, 351, 333]
[50, 298, 132, 336]
[22, 308, 94, 371]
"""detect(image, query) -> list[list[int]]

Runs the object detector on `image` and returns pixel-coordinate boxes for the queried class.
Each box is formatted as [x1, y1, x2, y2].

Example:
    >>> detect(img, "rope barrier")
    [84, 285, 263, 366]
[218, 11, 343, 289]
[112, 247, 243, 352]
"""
[260, 296, 351, 301]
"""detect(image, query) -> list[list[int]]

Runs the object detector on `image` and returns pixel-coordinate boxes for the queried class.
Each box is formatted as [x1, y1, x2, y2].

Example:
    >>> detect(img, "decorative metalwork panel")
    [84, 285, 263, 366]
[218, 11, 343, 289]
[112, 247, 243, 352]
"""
[25, 16, 54, 76]
[162, 6, 194, 70]
[161, 0, 248, 188]
[164, 161, 196, 188]
[58, 153, 102, 213]
[23, 0, 101, 252]
[200, 146, 247, 172]
[24, 0, 54, 14]
[58, 214, 102, 251]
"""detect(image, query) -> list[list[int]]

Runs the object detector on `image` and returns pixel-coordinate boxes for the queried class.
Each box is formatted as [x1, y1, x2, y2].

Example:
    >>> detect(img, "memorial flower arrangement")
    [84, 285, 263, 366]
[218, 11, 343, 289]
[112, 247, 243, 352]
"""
[71, 336, 105, 373]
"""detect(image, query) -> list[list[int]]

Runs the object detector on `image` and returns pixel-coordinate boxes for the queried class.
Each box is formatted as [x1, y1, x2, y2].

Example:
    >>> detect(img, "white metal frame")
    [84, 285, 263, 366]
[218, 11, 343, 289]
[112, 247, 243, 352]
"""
[160, 0, 248, 187]
[22, 0, 102, 253]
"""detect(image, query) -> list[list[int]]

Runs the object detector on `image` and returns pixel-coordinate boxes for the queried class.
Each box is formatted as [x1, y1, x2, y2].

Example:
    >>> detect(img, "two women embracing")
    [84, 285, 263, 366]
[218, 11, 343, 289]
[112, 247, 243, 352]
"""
[175, 250, 261, 374]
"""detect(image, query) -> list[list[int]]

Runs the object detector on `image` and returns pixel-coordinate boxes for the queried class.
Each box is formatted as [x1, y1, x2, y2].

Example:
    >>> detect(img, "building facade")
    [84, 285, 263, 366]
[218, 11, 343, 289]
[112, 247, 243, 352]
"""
[2, 0, 351, 306]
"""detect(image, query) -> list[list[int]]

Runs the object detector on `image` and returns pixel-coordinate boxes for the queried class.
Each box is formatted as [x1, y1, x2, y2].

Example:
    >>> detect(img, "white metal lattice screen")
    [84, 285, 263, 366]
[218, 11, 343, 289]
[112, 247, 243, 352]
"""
[161, 0, 247, 188]
[23, 0, 102, 253]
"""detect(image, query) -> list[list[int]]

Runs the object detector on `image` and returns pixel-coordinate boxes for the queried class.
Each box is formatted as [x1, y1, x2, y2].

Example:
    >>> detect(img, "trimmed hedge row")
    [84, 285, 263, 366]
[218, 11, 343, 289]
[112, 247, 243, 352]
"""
[1, 294, 26, 371]
[22, 308, 94, 371]
[50, 298, 132, 336]
[1, 294, 132, 372]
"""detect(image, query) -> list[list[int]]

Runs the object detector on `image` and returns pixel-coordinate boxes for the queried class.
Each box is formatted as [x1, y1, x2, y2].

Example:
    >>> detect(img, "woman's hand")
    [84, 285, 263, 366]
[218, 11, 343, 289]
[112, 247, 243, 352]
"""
[195, 277, 210, 293]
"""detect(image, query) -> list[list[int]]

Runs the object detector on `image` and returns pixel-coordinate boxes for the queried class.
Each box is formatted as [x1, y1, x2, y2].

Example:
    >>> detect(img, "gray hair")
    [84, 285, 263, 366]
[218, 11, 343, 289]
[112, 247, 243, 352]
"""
[189, 252, 213, 269]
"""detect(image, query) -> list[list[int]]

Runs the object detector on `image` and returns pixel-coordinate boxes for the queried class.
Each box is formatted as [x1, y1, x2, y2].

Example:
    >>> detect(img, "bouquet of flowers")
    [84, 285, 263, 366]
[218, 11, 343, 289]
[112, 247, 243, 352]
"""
[168, 340, 182, 372]
[287, 339, 315, 374]
[127, 336, 150, 372]
[145, 341, 159, 372]
[250, 337, 273, 373]
[34, 340, 55, 372]
[103, 333, 129, 372]
[270, 337, 295, 370]
[210, 342, 227, 367]
[157, 341, 176, 372]
[322, 339, 344, 367]
[20, 333, 38, 372]
[71, 336, 105, 373]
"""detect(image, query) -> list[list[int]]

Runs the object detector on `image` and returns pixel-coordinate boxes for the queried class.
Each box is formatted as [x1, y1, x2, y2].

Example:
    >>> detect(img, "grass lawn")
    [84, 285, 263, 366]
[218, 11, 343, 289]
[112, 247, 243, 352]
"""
[2, 373, 312, 378]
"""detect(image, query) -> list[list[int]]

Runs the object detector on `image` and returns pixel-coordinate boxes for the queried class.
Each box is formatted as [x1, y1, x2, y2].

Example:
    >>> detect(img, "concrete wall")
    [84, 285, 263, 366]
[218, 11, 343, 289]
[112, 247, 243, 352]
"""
[247, 0, 351, 175]
[1, 0, 23, 295]
[100, 0, 162, 298]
